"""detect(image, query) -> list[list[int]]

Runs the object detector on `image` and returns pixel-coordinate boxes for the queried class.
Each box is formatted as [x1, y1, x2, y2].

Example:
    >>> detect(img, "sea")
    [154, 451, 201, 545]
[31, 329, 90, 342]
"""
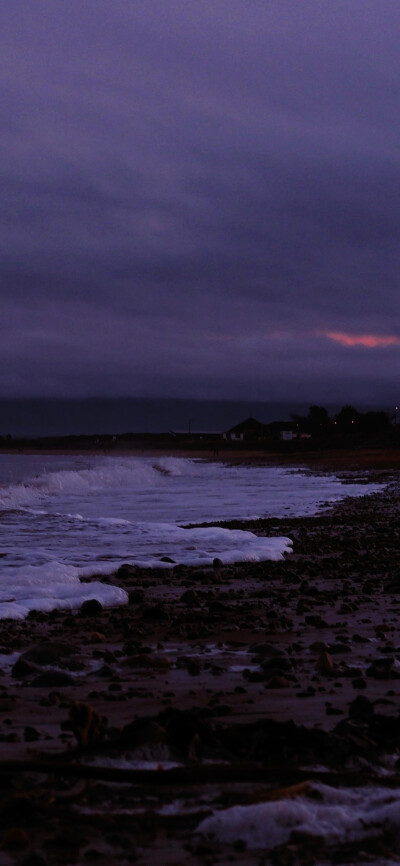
[0, 453, 383, 620]
[0, 396, 391, 438]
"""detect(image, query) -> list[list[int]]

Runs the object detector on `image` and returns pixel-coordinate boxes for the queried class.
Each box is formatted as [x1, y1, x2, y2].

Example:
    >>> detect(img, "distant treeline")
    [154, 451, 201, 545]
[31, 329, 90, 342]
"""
[292, 405, 394, 436]
[0, 403, 398, 452]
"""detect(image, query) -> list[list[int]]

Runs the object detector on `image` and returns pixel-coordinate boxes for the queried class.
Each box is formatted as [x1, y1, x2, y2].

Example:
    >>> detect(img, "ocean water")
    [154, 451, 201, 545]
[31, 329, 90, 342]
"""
[0, 396, 390, 437]
[0, 454, 382, 619]
[0, 397, 331, 437]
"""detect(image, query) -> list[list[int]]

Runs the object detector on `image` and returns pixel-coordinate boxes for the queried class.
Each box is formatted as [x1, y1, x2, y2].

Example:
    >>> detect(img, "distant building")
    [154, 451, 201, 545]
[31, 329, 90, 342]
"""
[223, 417, 266, 442]
[223, 417, 311, 443]
[279, 429, 295, 441]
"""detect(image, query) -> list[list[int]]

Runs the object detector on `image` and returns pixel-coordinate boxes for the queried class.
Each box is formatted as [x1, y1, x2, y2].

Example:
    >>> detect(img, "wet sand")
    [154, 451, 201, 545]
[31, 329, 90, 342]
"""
[0, 465, 399, 863]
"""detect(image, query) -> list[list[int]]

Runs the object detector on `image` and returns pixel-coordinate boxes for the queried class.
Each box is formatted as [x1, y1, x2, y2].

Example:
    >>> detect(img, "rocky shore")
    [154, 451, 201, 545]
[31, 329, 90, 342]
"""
[0, 472, 400, 864]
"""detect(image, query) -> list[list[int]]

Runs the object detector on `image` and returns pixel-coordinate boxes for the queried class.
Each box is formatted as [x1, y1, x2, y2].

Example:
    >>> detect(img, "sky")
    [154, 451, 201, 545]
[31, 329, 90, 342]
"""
[1, 0, 400, 407]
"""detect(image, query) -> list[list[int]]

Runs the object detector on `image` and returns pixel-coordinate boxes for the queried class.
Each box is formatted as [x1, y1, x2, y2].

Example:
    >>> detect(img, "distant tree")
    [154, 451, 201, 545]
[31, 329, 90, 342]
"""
[307, 405, 330, 431]
[359, 411, 391, 434]
[291, 405, 331, 436]
[334, 405, 360, 431]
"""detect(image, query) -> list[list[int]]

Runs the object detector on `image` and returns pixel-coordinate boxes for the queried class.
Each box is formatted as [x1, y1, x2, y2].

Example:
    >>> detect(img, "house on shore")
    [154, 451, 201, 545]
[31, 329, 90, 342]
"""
[223, 417, 308, 443]
[222, 417, 266, 442]
[266, 420, 299, 441]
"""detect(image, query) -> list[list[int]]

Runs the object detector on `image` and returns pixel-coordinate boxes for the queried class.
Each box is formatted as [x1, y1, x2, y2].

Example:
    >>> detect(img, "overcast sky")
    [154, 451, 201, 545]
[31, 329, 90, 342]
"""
[1, 0, 400, 405]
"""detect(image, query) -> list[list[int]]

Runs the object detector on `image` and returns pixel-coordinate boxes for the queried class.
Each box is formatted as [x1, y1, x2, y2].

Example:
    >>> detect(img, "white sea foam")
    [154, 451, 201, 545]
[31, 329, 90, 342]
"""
[0, 458, 163, 509]
[0, 454, 384, 619]
[197, 782, 400, 850]
[0, 561, 128, 620]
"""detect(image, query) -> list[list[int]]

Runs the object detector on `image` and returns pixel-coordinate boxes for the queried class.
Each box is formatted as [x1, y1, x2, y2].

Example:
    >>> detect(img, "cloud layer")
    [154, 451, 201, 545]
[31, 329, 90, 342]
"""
[1, 1, 399, 404]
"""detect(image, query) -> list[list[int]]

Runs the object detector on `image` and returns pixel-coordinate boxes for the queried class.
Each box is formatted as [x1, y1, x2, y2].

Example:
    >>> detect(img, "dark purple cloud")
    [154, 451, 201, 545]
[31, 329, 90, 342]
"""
[1, 0, 400, 404]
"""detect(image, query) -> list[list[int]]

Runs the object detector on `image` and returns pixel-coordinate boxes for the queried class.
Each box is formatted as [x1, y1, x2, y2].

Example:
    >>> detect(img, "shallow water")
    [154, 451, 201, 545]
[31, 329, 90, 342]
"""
[0, 454, 382, 618]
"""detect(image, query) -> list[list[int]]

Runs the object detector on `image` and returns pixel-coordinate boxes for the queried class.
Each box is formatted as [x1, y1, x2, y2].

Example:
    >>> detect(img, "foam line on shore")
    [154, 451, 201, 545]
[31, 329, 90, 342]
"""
[197, 781, 400, 849]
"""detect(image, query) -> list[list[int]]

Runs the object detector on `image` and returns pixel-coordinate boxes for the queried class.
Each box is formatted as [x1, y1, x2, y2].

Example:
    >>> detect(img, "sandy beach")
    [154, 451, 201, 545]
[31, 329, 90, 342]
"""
[0, 456, 399, 864]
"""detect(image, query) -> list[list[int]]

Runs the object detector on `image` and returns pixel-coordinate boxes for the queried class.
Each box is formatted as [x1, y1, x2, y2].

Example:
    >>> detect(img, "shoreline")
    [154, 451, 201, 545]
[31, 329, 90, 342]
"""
[2, 444, 400, 471]
[0, 477, 400, 862]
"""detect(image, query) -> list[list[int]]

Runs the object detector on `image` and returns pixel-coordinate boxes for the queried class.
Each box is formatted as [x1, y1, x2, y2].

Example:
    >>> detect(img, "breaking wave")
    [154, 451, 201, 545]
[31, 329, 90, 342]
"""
[0, 456, 193, 510]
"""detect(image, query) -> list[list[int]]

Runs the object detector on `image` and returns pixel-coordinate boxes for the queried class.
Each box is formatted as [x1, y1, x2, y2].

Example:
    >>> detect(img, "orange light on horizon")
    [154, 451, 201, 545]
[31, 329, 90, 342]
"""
[322, 331, 400, 348]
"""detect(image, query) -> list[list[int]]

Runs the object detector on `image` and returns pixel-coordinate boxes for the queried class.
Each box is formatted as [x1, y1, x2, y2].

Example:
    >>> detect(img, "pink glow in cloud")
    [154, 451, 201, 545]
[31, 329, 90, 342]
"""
[321, 331, 400, 348]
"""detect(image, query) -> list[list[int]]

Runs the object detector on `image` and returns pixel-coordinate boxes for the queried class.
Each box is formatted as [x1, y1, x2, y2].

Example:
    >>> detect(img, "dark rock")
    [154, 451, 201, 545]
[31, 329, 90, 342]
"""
[122, 640, 140, 654]
[24, 726, 40, 742]
[0, 794, 39, 825]
[208, 600, 226, 614]
[104, 833, 132, 851]
[176, 656, 202, 675]
[21, 642, 77, 665]
[69, 701, 107, 745]
[252, 643, 288, 657]
[141, 605, 168, 621]
[261, 656, 291, 672]
[210, 704, 232, 717]
[304, 614, 329, 628]
[368, 713, 400, 747]
[11, 659, 37, 679]
[20, 851, 48, 866]
[316, 651, 335, 674]
[349, 695, 374, 720]
[352, 676, 367, 689]
[265, 676, 290, 688]
[180, 590, 200, 605]
[222, 716, 350, 765]
[291, 827, 325, 847]
[367, 657, 397, 679]
[125, 653, 171, 670]
[128, 589, 145, 604]
[325, 705, 344, 715]
[309, 641, 329, 652]
[116, 564, 137, 578]
[157, 707, 221, 758]
[45, 828, 86, 853]
[2, 828, 30, 851]
[80, 599, 103, 616]
[385, 578, 400, 593]
[30, 671, 75, 687]
[96, 663, 113, 677]
[242, 669, 265, 683]
[328, 642, 351, 654]
[120, 718, 167, 747]
[191, 570, 213, 583]
[338, 665, 362, 679]
[338, 603, 353, 613]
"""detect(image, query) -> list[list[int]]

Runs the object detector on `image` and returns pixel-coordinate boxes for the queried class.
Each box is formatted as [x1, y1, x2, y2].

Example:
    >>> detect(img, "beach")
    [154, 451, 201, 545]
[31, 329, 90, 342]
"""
[4, 0, 400, 862]
[0, 454, 399, 864]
